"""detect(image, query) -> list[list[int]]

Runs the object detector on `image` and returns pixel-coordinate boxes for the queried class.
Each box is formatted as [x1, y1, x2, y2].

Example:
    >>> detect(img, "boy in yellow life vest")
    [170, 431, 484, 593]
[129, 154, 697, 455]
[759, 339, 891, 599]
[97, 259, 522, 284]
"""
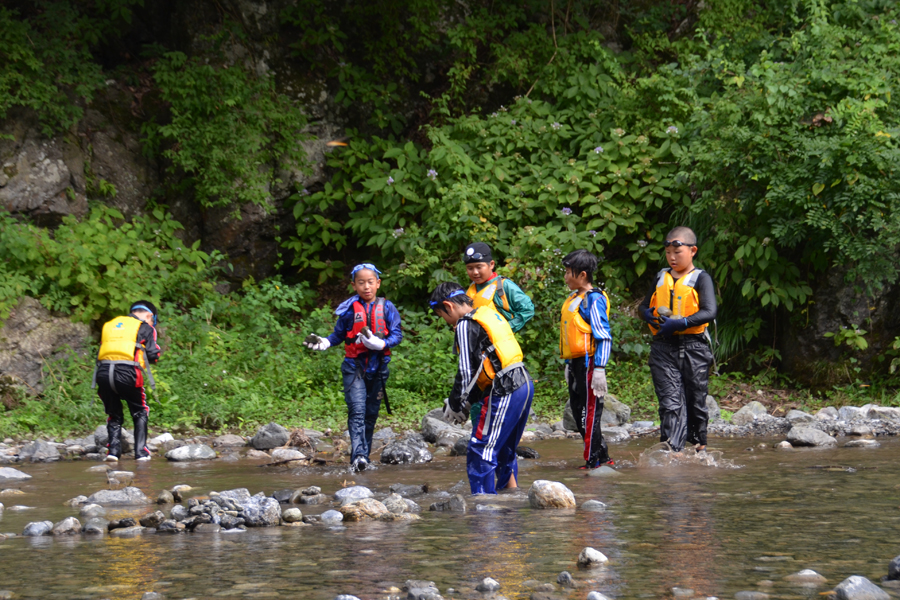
[430, 281, 535, 495]
[462, 242, 534, 427]
[560, 250, 614, 469]
[92, 301, 162, 462]
[638, 227, 718, 453]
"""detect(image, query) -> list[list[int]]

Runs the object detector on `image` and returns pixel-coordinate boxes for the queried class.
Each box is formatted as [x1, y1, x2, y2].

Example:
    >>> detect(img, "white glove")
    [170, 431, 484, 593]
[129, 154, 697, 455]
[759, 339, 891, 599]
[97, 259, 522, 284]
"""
[591, 367, 608, 398]
[359, 330, 386, 351]
[564, 363, 569, 383]
[443, 398, 468, 425]
[302, 334, 331, 351]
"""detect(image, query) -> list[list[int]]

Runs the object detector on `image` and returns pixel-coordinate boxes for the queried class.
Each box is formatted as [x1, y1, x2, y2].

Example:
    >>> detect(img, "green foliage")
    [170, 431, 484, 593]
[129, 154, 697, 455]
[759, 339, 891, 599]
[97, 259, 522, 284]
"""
[825, 326, 869, 352]
[0, 206, 215, 322]
[144, 47, 310, 208]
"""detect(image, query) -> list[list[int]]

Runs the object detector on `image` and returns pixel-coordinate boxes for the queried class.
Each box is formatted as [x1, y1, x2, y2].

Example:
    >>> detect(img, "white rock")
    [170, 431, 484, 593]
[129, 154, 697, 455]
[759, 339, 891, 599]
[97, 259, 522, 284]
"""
[577, 547, 608, 566]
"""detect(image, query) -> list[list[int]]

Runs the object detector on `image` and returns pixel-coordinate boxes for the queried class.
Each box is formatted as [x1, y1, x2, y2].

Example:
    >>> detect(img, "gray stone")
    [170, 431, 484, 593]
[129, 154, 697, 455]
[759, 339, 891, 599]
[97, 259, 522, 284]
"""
[165, 444, 216, 461]
[389, 483, 428, 497]
[776, 441, 793, 449]
[320, 510, 343, 524]
[381, 434, 433, 464]
[587, 466, 620, 478]
[889, 555, 900, 580]
[194, 523, 221, 533]
[563, 400, 578, 431]
[170, 504, 188, 521]
[87, 486, 152, 505]
[581, 500, 607, 512]
[844, 439, 880, 448]
[866, 406, 900, 422]
[450, 437, 469, 457]
[407, 590, 443, 600]
[383, 493, 409, 515]
[79, 503, 107, 518]
[0, 298, 90, 395]
[22, 520, 53, 536]
[786, 427, 837, 447]
[784, 569, 827, 584]
[213, 434, 245, 447]
[848, 424, 872, 436]
[405, 499, 421, 513]
[64, 495, 90, 507]
[834, 576, 889, 600]
[839, 406, 862, 421]
[82, 517, 109, 535]
[239, 493, 281, 527]
[786, 410, 815, 425]
[633, 420, 655, 429]
[147, 433, 174, 448]
[108, 517, 137, 531]
[599, 395, 631, 426]
[298, 493, 328, 505]
[139, 511, 166, 528]
[110, 525, 146, 538]
[529, 480, 576, 509]
[157, 490, 174, 504]
[476, 578, 501, 592]
[816, 407, 839, 420]
[0, 467, 32, 481]
[334, 486, 374, 502]
[735, 592, 769, 600]
[421, 416, 467, 444]
[272, 489, 294, 503]
[217, 488, 252, 504]
[577, 547, 608, 566]
[429, 495, 467, 513]
[706, 395, 722, 423]
[107, 470, 134, 488]
[601, 426, 630, 443]
[557, 572, 576, 588]
[51, 516, 81, 535]
[732, 401, 768, 425]
[282, 507, 303, 523]
[250, 422, 289, 450]
[271, 448, 306, 462]
[18, 440, 61, 462]
[516, 446, 540, 459]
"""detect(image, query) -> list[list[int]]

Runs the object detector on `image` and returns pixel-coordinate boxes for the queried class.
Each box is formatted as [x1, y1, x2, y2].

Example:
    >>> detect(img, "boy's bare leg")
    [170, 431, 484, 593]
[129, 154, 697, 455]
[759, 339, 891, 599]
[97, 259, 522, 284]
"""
[506, 474, 517, 489]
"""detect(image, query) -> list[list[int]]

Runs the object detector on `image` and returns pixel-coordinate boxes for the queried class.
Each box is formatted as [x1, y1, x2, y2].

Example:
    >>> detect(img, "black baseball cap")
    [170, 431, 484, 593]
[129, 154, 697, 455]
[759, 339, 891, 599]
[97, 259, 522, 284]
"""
[463, 242, 493, 264]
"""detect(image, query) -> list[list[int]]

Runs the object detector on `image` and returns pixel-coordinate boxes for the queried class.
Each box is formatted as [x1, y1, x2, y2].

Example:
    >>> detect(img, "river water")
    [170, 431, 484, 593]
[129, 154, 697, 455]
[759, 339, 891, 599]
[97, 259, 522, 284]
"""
[1, 436, 899, 600]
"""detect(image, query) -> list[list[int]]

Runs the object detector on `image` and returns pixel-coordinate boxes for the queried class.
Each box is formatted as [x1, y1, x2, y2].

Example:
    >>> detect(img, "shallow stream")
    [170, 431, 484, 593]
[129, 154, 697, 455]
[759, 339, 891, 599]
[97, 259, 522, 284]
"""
[1, 436, 899, 600]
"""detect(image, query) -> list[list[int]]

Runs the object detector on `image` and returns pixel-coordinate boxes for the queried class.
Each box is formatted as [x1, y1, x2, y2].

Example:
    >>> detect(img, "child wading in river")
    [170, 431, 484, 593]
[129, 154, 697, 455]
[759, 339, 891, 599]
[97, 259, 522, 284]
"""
[303, 263, 403, 471]
[638, 227, 717, 453]
[431, 281, 534, 495]
[462, 242, 534, 427]
[559, 250, 614, 469]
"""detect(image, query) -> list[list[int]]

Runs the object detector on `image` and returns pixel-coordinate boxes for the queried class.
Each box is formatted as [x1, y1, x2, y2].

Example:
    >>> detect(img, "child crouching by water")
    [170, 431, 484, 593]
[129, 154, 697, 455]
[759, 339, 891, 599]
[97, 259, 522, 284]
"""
[430, 281, 534, 494]
[303, 263, 403, 472]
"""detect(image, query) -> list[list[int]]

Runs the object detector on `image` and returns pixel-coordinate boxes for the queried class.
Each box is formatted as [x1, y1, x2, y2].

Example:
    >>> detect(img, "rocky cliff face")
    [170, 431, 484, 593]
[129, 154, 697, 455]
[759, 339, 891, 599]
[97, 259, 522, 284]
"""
[0, 298, 91, 396]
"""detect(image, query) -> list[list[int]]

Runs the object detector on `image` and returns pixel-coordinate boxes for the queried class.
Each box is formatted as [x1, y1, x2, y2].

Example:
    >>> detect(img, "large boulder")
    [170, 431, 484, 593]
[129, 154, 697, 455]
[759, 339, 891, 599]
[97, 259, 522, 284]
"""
[599, 395, 631, 426]
[250, 422, 289, 450]
[834, 576, 890, 600]
[381, 434, 433, 464]
[732, 401, 768, 425]
[335, 486, 374, 502]
[22, 520, 53, 537]
[786, 427, 837, 447]
[421, 417, 467, 444]
[165, 444, 216, 461]
[18, 440, 61, 462]
[563, 400, 578, 431]
[706, 395, 722, 423]
[239, 493, 282, 527]
[0, 297, 90, 394]
[51, 516, 82, 536]
[340, 498, 390, 521]
[786, 410, 816, 425]
[86, 486, 152, 505]
[528, 480, 576, 509]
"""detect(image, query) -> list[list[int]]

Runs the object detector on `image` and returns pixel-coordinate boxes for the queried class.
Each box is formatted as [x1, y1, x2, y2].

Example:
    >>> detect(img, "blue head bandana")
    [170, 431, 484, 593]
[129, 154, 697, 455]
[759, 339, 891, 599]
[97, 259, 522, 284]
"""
[350, 263, 382, 280]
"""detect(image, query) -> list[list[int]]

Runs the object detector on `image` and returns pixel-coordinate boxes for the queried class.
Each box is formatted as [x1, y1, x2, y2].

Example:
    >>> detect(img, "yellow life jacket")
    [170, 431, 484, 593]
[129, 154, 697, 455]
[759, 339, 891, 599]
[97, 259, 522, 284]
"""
[648, 268, 707, 335]
[98, 316, 145, 366]
[559, 289, 610, 359]
[460, 305, 524, 394]
[466, 276, 511, 313]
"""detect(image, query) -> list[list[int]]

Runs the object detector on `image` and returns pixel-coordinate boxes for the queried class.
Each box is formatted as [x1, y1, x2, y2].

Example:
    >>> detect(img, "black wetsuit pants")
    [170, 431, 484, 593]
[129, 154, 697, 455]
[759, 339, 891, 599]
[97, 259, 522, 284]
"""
[567, 357, 610, 466]
[95, 363, 150, 459]
[648, 336, 713, 452]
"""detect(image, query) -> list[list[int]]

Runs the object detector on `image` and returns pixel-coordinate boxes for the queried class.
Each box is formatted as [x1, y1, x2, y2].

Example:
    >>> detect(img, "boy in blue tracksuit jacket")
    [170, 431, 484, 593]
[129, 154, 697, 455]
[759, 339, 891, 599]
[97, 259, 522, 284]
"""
[303, 263, 403, 471]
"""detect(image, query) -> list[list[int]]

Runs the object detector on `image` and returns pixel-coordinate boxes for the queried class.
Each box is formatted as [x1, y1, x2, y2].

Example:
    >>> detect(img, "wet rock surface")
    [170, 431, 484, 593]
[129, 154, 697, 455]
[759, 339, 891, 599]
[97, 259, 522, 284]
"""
[834, 576, 890, 600]
[529, 481, 576, 509]
[381, 434, 433, 464]
[87, 486, 152, 505]
[250, 422, 289, 450]
[165, 444, 217, 461]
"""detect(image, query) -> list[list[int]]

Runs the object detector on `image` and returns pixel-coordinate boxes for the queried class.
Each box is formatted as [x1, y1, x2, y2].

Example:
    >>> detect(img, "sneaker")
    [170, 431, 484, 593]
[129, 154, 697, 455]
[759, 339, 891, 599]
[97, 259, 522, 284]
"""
[578, 461, 599, 470]
[104, 455, 119, 462]
[351, 457, 368, 472]
[601, 459, 615, 467]
[136, 455, 151, 462]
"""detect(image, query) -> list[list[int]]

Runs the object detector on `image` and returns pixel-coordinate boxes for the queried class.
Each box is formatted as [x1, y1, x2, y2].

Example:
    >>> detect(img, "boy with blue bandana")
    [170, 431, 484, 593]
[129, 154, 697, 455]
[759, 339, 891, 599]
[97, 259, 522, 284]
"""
[304, 263, 403, 471]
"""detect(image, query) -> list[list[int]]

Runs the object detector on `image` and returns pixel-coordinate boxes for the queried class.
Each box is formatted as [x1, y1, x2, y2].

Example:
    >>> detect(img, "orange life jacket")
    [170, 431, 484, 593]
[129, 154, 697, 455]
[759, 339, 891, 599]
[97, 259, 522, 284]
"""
[559, 289, 609, 359]
[648, 268, 707, 335]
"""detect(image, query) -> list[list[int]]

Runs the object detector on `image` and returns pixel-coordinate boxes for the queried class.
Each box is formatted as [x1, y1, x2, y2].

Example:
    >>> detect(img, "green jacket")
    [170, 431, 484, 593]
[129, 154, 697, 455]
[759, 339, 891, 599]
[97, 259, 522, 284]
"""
[471, 275, 534, 333]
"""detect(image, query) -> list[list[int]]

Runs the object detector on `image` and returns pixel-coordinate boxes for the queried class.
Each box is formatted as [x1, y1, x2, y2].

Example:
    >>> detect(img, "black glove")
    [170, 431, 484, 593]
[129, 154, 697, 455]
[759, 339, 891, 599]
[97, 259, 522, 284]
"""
[657, 316, 688, 336]
[641, 307, 658, 324]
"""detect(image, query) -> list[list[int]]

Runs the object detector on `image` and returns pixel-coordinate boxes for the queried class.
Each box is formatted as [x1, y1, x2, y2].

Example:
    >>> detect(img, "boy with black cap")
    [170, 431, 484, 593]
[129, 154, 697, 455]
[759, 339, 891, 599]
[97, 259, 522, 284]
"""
[638, 226, 717, 453]
[92, 301, 162, 462]
[430, 281, 534, 494]
[462, 242, 534, 425]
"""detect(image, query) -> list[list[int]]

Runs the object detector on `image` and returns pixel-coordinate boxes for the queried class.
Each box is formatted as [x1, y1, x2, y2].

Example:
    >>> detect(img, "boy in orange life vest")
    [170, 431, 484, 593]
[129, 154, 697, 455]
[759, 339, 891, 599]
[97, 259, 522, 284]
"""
[303, 263, 403, 472]
[638, 227, 717, 453]
[463, 242, 534, 426]
[92, 301, 161, 462]
[560, 250, 614, 468]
